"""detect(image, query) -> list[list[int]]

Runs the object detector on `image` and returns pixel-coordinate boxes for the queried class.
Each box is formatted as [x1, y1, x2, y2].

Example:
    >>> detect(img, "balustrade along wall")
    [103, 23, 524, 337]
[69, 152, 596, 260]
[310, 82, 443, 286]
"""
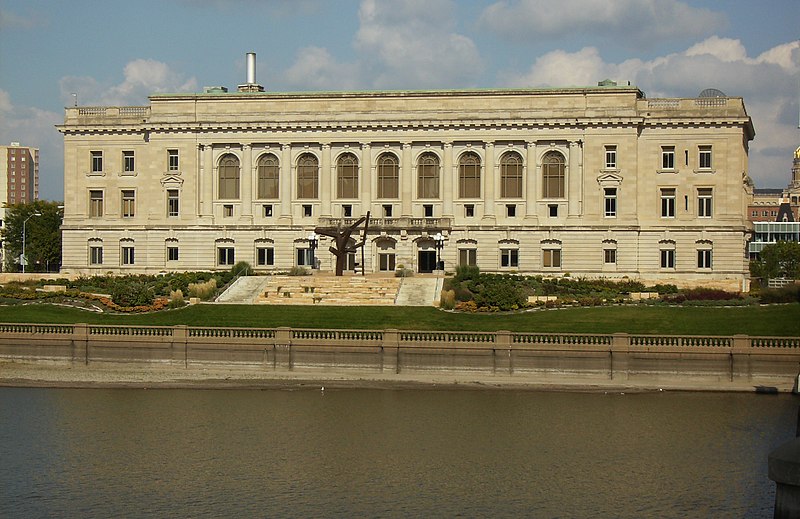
[0, 323, 798, 388]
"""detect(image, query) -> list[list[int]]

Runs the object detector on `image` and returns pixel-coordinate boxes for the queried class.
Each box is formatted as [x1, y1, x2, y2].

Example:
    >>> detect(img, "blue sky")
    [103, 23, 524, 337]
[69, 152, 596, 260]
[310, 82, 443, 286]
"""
[1, 0, 798, 200]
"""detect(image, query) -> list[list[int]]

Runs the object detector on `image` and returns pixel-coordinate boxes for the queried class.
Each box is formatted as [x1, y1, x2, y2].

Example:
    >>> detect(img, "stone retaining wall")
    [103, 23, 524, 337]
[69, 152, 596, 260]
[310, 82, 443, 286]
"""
[0, 323, 798, 389]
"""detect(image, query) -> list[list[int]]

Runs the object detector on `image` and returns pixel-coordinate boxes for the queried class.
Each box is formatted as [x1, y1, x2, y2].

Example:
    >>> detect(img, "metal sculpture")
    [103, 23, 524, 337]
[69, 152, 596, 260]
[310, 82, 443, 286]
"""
[314, 212, 371, 276]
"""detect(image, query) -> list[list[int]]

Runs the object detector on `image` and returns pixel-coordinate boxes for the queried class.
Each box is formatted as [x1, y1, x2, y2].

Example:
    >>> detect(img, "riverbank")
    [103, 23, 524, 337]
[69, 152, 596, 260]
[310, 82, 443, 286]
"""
[1, 361, 795, 393]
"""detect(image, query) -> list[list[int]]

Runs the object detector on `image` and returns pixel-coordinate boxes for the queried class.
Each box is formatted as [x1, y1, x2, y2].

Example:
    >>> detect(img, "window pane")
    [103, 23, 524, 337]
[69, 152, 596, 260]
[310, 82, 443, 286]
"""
[417, 153, 439, 198]
[218, 154, 240, 199]
[542, 152, 564, 198]
[336, 153, 359, 199]
[297, 154, 319, 199]
[458, 152, 481, 199]
[257, 154, 279, 199]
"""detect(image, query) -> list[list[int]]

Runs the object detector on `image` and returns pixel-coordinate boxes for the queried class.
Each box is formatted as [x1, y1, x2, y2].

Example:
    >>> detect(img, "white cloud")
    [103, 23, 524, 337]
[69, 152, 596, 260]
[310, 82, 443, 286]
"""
[354, 0, 483, 89]
[0, 89, 63, 200]
[503, 38, 800, 188]
[479, 0, 725, 47]
[59, 59, 197, 107]
[0, 9, 45, 30]
[284, 47, 361, 91]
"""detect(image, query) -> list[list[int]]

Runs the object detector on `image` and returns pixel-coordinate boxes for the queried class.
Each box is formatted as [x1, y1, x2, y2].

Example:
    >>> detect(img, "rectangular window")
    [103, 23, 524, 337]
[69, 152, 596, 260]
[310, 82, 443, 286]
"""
[121, 190, 135, 218]
[121, 246, 135, 266]
[263, 204, 273, 217]
[661, 249, 675, 269]
[342, 204, 352, 218]
[218, 247, 235, 266]
[501, 249, 519, 268]
[698, 188, 713, 218]
[89, 190, 104, 217]
[661, 146, 675, 170]
[167, 247, 179, 262]
[604, 188, 617, 217]
[382, 204, 393, 218]
[458, 248, 477, 267]
[90, 246, 103, 265]
[123, 151, 135, 174]
[91, 151, 103, 173]
[223, 204, 233, 217]
[506, 204, 516, 218]
[751, 210, 758, 217]
[256, 247, 275, 266]
[604, 146, 617, 169]
[423, 204, 434, 218]
[698, 146, 712, 169]
[296, 248, 312, 267]
[379, 253, 396, 271]
[548, 204, 558, 218]
[697, 249, 712, 269]
[168, 149, 179, 171]
[167, 189, 179, 217]
[604, 249, 617, 264]
[660, 188, 676, 218]
[302, 204, 312, 217]
[543, 249, 561, 268]
[464, 204, 475, 218]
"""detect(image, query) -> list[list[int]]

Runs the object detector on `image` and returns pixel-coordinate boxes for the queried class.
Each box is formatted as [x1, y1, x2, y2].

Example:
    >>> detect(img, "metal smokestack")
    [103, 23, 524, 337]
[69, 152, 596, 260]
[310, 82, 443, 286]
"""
[237, 52, 264, 92]
[246, 52, 256, 85]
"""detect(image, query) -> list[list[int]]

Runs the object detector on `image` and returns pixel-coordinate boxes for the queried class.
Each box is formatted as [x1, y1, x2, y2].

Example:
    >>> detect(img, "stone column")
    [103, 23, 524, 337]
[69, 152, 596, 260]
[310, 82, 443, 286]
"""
[525, 141, 538, 221]
[280, 144, 292, 222]
[568, 140, 582, 218]
[321, 144, 331, 218]
[401, 143, 413, 217]
[241, 144, 253, 220]
[361, 143, 372, 215]
[202, 144, 214, 219]
[484, 141, 496, 221]
[442, 142, 454, 218]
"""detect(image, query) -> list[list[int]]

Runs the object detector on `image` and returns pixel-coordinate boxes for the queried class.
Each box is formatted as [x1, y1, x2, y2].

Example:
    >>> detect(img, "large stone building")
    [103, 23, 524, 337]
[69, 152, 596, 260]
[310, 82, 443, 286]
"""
[58, 57, 755, 289]
[0, 142, 39, 268]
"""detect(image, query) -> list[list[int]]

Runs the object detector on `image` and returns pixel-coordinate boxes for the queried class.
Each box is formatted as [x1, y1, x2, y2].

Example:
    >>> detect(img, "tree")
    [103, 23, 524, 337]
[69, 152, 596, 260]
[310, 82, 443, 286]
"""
[750, 241, 800, 281]
[1, 201, 63, 272]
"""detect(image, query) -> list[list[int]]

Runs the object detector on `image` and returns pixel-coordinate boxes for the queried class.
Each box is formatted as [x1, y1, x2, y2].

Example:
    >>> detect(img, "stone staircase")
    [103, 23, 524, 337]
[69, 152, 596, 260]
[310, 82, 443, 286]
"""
[216, 274, 443, 306]
[255, 275, 402, 306]
[215, 276, 271, 304]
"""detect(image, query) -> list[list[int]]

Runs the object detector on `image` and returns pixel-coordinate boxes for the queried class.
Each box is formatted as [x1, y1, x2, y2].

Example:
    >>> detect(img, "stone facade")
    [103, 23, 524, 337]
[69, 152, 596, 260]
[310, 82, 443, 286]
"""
[58, 84, 755, 289]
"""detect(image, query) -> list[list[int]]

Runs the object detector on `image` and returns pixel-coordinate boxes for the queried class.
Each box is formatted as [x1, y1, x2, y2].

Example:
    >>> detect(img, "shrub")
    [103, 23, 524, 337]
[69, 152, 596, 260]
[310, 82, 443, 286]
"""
[395, 267, 413, 278]
[680, 288, 742, 301]
[168, 289, 186, 309]
[231, 261, 253, 277]
[440, 289, 456, 310]
[455, 264, 480, 282]
[188, 278, 217, 300]
[288, 266, 310, 276]
[759, 284, 800, 304]
[111, 279, 154, 307]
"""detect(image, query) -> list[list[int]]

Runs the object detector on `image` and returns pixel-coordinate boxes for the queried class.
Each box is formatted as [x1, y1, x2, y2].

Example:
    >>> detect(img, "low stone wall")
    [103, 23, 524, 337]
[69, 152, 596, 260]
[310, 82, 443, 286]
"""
[0, 323, 798, 389]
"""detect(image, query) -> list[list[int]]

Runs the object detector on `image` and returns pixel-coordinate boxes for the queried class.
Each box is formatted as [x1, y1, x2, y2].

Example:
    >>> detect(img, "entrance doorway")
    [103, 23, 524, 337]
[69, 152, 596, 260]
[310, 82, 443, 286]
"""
[418, 251, 437, 273]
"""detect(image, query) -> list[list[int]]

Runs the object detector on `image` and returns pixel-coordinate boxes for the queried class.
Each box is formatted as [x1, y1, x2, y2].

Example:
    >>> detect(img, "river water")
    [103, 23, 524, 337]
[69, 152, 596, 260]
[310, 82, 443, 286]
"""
[0, 387, 795, 518]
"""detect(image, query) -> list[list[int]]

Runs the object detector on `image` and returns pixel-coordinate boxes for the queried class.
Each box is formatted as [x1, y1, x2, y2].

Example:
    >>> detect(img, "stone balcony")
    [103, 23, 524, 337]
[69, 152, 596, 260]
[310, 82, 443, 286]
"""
[318, 217, 451, 231]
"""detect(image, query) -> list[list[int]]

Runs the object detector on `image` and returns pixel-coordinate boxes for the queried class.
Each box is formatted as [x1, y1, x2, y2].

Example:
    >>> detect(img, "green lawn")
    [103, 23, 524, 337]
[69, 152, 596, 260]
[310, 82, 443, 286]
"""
[1, 302, 798, 336]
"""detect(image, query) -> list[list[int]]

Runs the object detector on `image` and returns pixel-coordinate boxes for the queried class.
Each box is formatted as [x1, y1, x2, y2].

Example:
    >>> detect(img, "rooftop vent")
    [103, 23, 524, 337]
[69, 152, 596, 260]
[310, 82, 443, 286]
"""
[598, 79, 617, 87]
[204, 86, 229, 94]
[237, 52, 264, 93]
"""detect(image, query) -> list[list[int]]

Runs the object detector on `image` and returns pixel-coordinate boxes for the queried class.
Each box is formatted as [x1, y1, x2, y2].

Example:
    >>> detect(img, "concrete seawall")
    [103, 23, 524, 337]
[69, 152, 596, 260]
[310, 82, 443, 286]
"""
[0, 323, 799, 391]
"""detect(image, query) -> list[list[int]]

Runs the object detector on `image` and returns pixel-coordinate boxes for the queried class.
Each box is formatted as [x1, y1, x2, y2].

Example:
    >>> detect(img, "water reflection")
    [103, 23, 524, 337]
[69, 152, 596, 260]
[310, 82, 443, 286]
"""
[0, 388, 794, 518]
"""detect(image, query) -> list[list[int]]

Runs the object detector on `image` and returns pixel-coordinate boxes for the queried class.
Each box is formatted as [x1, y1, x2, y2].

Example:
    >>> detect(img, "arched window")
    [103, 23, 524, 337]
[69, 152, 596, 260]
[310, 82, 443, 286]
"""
[417, 152, 439, 199]
[218, 154, 240, 199]
[337, 153, 359, 199]
[257, 154, 279, 199]
[458, 152, 481, 199]
[500, 152, 523, 198]
[297, 153, 319, 199]
[377, 153, 399, 199]
[542, 151, 565, 198]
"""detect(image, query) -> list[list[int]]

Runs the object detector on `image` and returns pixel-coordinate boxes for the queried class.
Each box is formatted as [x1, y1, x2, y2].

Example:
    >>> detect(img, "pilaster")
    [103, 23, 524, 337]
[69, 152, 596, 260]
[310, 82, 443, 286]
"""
[525, 141, 539, 222]
[241, 144, 253, 221]
[483, 141, 496, 222]
[401, 143, 413, 217]
[280, 144, 292, 222]
[361, 143, 372, 214]
[568, 140, 583, 218]
[321, 143, 331, 218]
[442, 142, 453, 218]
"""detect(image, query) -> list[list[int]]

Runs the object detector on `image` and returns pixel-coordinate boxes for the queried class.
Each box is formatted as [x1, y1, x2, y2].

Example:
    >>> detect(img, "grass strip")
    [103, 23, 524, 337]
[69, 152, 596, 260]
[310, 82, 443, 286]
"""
[1, 303, 798, 336]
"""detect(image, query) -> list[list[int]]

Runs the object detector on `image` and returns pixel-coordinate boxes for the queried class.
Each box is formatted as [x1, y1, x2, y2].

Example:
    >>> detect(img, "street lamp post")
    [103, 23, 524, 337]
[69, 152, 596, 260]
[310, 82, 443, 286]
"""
[22, 212, 42, 273]
[433, 232, 444, 271]
[308, 232, 318, 270]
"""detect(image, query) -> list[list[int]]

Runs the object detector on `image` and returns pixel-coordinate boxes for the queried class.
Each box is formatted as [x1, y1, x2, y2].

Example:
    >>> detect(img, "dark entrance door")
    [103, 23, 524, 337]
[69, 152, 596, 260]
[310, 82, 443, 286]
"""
[418, 251, 437, 273]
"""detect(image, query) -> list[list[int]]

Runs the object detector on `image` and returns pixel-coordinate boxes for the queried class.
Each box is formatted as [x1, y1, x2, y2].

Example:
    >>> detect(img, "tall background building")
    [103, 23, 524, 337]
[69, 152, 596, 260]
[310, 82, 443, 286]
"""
[0, 142, 40, 269]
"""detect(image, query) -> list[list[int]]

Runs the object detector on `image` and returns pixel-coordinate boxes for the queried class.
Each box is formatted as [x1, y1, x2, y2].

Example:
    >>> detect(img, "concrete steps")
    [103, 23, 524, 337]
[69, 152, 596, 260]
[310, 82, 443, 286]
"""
[256, 275, 402, 306]
[394, 277, 442, 306]
[215, 276, 271, 304]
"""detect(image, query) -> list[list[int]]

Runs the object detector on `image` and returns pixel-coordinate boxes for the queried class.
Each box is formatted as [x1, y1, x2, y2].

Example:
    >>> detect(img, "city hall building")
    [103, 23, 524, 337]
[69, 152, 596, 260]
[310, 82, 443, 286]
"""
[58, 56, 755, 289]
